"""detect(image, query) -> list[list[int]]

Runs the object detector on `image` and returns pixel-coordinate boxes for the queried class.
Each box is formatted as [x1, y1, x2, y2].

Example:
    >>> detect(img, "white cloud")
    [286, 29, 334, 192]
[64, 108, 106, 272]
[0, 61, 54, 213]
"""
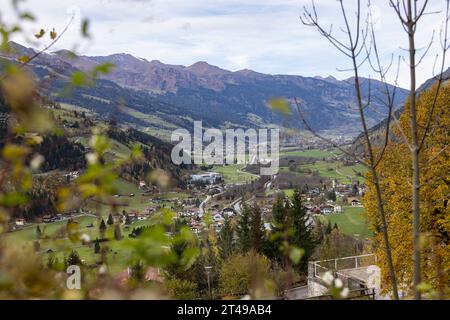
[3, 0, 449, 88]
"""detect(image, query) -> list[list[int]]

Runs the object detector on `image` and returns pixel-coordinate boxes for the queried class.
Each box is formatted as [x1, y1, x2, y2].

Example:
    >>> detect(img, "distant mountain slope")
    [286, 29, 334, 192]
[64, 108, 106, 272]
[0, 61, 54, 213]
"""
[0, 92, 187, 220]
[351, 66, 450, 154]
[1, 42, 409, 137]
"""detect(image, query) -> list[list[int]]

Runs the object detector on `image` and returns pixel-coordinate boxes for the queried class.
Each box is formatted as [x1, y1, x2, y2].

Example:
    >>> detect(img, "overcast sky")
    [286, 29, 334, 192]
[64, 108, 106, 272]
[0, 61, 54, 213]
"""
[3, 0, 449, 88]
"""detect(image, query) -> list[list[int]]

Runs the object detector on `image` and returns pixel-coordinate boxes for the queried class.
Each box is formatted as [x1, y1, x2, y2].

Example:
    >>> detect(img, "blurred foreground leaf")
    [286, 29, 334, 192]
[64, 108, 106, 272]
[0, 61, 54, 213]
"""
[268, 98, 291, 116]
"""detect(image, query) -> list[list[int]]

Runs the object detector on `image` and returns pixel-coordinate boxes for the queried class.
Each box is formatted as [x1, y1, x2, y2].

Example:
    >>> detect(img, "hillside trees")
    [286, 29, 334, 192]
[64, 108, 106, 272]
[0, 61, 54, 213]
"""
[33, 135, 86, 172]
[264, 193, 315, 274]
[364, 84, 450, 297]
[388, 0, 449, 300]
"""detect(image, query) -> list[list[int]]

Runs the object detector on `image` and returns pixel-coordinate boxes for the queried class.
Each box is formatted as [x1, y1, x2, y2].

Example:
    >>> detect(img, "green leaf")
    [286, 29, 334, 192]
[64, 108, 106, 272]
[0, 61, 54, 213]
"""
[92, 63, 115, 78]
[34, 28, 45, 39]
[66, 220, 80, 243]
[180, 247, 200, 270]
[71, 71, 86, 87]
[20, 13, 35, 21]
[0, 192, 28, 207]
[131, 144, 143, 159]
[18, 55, 30, 64]
[81, 19, 90, 38]
[289, 247, 304, 265]
[417, 282, 433, 293]
[0, 28, 9, 49]
[268, 98, 291, 116]
[2, 144, 29, 160]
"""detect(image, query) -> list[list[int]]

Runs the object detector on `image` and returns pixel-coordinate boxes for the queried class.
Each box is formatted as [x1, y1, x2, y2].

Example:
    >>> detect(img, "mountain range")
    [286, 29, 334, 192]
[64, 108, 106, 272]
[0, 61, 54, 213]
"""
[351, 66, 450, 154]
[1, 42, 411, 139]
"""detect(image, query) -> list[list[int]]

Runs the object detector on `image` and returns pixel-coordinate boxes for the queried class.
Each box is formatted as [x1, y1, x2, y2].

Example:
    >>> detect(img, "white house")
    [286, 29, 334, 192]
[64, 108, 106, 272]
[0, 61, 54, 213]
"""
[139, 181, 147, 189]
[15, 218, 25, 226]
[190, 172, 222, 184]
[321, 205, 334, 215]
[351, 199, 362, 207]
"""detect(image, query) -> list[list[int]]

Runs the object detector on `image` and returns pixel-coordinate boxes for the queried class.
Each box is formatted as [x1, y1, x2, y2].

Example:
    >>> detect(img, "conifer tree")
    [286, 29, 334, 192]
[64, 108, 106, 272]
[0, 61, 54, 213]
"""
[94, 238, 101, 254]
[66, 250, 82, 267]
[263, 196, 287, 263]
[236, 203, 251, 253]
[218, 217, 234, 260]
[290, 189, 316, 272]
[107, 213, 114, 225]
[99, 219, 107, 239]
[249, 203, 264, 253]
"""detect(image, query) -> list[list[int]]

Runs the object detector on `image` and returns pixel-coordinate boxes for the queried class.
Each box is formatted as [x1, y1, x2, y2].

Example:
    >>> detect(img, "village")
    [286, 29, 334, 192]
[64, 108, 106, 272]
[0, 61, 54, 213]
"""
[9, 146, 366, 240]
[3, 144, 374, 300]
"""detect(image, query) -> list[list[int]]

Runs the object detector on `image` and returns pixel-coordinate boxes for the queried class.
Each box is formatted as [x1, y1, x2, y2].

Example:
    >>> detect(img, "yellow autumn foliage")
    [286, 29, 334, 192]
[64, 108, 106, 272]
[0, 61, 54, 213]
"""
[364, 82, 449, 298]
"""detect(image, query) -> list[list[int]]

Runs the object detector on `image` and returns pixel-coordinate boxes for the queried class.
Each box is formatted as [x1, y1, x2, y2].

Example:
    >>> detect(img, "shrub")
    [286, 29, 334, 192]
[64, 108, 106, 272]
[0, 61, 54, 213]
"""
[218, 251, 274, 298]
[165, 278, 198, 300]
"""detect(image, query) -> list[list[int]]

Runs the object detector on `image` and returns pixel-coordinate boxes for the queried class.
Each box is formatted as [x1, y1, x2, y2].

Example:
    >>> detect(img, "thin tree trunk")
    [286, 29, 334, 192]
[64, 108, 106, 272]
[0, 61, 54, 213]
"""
[352, 64, 400, 300]
[406, 0, 421, 300]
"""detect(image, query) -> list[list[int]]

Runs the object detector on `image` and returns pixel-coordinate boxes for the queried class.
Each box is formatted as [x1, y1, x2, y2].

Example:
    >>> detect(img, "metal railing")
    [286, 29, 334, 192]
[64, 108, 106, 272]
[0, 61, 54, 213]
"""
[307, 254, 377, 292]
[308, 254, 377, 279]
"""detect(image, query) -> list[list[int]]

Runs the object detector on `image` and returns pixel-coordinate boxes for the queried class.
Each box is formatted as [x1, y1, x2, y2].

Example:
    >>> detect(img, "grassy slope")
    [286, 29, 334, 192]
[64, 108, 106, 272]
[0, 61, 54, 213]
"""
[3, 178, 168, 275]
[280, 148, 342, 158]
[209, 164, 258, 184]
[4, 103, 189, 274]
[298, 162, 365, 184]
[319, 207, 371, 238]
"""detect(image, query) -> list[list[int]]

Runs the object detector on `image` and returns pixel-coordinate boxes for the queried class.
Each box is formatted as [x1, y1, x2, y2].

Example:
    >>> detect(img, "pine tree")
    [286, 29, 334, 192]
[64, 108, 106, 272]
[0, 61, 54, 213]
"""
[107, 213, 114, 225]
[66, 250, 82, 267]
[249, 203, 264, 253]
[236, 203, 251, 253]
[290, 189, 316, 272]
[218, 217, 234, 260]
[94, 238, 101, 254]
[263, 196, 287, 263]
[114, 224, 122, 240]
[99, 219, 107, 239]
[271, 196, 285, 227]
